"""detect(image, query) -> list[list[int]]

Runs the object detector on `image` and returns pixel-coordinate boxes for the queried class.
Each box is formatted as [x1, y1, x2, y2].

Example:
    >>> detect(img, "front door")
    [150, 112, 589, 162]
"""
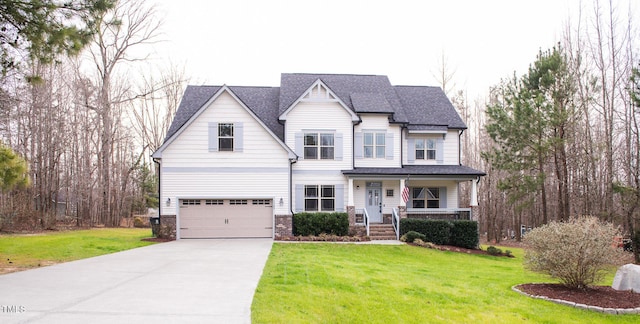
[366, 187, 383, 223]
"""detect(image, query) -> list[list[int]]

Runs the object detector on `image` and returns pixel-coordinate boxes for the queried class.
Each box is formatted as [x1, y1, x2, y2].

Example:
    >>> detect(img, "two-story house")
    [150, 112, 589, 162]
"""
[152, 73, 485, 239]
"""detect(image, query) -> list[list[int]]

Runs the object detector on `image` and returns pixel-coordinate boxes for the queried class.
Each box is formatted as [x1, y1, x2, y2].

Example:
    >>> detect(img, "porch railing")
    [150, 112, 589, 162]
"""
[406, 208, 472, 220]
[392, 207, 400, 240]
[362, 208, 370, 237]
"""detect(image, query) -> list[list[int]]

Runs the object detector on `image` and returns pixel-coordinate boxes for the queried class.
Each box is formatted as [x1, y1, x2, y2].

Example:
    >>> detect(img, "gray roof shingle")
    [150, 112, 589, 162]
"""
[162, 73, 467, 146]
[394, 86, 467, 129]
[342, 165, 486, 176]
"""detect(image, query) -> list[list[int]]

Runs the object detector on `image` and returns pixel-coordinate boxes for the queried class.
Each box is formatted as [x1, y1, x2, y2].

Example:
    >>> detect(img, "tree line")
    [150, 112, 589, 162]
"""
[449, 0, 640, 260]
[0, 0, 183, 229]
[0, 0, 637, 260]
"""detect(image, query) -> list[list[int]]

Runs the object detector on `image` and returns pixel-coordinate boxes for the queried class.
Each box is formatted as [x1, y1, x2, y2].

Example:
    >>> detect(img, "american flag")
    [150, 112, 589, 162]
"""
[402, 185, 410, 203]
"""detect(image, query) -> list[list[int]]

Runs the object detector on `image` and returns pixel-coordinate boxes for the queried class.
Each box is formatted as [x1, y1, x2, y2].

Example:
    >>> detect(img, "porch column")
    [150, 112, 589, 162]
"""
[471, 178, 478, 206]
[399, 178, 405, 207]
[348, 178, 354, 206]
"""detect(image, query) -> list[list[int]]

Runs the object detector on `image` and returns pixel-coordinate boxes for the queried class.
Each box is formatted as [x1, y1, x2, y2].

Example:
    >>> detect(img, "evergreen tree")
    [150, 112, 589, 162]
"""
[0, 0, 113, 74]
[0, 141, 29, 192]
[484, 46, 574, 225]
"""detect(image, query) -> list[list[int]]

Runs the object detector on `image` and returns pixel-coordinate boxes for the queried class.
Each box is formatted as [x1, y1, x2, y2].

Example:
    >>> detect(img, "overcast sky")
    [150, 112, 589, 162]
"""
[145, 0, 636, 100]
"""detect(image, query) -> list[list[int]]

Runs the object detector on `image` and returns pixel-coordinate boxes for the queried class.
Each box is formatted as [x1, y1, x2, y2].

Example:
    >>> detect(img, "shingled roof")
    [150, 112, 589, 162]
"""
[162, 73, 467, 144]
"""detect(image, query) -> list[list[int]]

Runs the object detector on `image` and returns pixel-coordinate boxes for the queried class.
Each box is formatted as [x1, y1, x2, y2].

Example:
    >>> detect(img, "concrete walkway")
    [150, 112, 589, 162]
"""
[0, 239, 273, 324]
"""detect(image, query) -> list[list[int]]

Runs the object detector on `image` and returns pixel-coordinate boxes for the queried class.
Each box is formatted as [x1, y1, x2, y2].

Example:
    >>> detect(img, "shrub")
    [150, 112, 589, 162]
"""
[400, 219, 452, 245]
[293, 212, 348, 236]
[449, 220, 479, 249]
[400, 231, 427, 243]
[486, 246, 502, 256]
[523, 216, 622, 289]
[133, 217, 146, 228]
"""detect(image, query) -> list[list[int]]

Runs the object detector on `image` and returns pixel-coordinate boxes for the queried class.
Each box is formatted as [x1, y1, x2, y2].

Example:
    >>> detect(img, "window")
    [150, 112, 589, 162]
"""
[205, 199, 224, 205]
[304, 133, 334, 159]
[218, 123, 234, 151]
[304, 185, 335, 211]
[229, 199, 247, 205]
[415, 139, 436, 160]
[411, 188, 440, 208]
[252, 199, 272, 205]
[364, 132, 386, 158]
[182, 199, 201, 206]
[386, 189, 394, 197]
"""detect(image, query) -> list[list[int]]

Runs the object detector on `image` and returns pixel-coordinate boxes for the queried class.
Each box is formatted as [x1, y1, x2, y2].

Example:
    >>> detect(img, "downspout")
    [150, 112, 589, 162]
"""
[458, 129, 464, 165]
[289, 158, 297, 215]
[152, 157, 161, 224]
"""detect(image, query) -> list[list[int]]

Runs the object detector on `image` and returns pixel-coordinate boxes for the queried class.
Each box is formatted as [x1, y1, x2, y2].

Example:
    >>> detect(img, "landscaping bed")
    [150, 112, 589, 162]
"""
[516, 283, 640, 309]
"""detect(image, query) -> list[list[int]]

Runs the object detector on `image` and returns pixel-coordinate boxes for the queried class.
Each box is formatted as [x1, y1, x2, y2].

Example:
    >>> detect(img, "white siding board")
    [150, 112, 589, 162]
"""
[160, 91, 291, 216]
[163, 92, 289, 168]
[403, 130, 459, 165]
[354, 115, 401, 168]
[286, 101, 353, 171]
[161, 171, 289, 216]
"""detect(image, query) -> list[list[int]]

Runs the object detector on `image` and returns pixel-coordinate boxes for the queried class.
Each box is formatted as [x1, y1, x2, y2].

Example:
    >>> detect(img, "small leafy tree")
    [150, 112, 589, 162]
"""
[0, 142, 30, 191]
[523, 216, 621, 289]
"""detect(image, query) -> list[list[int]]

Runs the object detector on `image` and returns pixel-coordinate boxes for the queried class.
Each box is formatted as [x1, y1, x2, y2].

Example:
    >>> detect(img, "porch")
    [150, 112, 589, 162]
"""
[343, 165, 485, 240]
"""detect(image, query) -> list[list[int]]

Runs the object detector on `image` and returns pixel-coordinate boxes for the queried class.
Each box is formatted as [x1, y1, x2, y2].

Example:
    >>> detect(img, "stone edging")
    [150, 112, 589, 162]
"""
[511, 285, 640, 315]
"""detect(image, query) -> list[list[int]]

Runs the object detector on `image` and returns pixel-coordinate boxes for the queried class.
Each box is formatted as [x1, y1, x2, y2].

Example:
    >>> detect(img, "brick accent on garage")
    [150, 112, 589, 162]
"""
[275, 214, 292, 238]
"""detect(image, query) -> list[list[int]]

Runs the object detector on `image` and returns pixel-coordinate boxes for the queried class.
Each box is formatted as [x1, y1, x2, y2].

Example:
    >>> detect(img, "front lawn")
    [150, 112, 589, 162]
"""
[252, 243, 634, 323]
[0, 228, 156, 274]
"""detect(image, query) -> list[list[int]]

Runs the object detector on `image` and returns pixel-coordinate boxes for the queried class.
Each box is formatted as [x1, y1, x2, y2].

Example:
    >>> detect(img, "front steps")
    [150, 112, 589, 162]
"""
[368, 223, 398, 240]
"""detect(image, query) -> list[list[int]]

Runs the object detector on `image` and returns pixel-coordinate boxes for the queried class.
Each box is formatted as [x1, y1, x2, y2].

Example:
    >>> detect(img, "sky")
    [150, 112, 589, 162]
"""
[144, 0, 633, 100]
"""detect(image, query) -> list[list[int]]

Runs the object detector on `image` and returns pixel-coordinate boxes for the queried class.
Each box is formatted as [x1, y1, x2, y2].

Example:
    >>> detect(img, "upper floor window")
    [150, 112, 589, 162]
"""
[304, 185, 335, 211]
[415, 139, 436, 160]
[364, 132, 386, 158]
[411, 187, 440, 208]
[304, 133, 334, 159]
[218, 123, 234, 151]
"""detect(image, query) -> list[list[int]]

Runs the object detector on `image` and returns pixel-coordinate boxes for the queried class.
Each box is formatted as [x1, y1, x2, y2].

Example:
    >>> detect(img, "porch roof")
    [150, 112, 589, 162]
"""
[342, 165, 486, 177]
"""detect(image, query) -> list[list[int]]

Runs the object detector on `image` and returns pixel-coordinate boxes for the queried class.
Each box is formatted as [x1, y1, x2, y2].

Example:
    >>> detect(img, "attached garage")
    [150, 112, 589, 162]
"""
[178, 199, 274, 239]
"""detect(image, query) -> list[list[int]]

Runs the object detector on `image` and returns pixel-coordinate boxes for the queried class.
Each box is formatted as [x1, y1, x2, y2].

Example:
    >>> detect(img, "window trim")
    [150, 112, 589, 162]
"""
[363, 132, 386, 159]
[410, 187, 440, 209]
[218, 123, 234, 152]
[304, 185, 336, 212]
[303, 132, 335, 160]
[415, 138, 436, 160]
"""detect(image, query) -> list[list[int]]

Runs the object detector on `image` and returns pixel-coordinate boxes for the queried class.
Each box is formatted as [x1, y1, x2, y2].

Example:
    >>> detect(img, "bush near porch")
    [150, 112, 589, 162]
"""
[400, 219, 479, 249]
[292, 212, 349, 236]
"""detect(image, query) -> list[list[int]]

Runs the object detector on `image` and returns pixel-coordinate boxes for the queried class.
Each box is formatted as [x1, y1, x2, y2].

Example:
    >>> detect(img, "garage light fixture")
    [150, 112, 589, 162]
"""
[166, 198, 171, 206]
[279, 198, 284, 206]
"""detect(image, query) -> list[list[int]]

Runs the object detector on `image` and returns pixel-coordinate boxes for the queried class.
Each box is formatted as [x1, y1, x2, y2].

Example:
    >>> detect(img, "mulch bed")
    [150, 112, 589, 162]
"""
[516, 283, 640, 309]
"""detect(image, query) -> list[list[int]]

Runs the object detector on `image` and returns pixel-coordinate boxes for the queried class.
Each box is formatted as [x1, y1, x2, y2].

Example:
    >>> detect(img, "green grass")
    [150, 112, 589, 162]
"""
[252, 243, 635, 323]
[0, 228, 156, 272]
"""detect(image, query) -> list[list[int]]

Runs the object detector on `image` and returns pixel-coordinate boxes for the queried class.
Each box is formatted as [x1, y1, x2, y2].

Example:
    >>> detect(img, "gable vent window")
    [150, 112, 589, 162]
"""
[304, 133, 334, 160]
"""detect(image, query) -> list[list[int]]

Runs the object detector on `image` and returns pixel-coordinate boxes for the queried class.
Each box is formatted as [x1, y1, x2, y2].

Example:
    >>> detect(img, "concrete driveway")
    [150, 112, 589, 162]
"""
[0, 239, 273, 324]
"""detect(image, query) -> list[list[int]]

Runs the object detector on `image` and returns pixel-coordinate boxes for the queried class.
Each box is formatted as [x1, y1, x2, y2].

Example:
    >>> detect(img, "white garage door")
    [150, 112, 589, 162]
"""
[179, 199, 273, 239]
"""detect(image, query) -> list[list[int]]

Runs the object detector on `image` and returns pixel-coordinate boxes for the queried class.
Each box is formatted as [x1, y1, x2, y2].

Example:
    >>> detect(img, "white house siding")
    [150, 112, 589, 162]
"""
[352, 179, 402, 214]
[285, 100, 354, 212]
[292, 171, 347, 212]
[285, 101, 354, 171]
[159, 91, 291, 216]
[403, 130, 460, 165]
[354, 115, 402, 168]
